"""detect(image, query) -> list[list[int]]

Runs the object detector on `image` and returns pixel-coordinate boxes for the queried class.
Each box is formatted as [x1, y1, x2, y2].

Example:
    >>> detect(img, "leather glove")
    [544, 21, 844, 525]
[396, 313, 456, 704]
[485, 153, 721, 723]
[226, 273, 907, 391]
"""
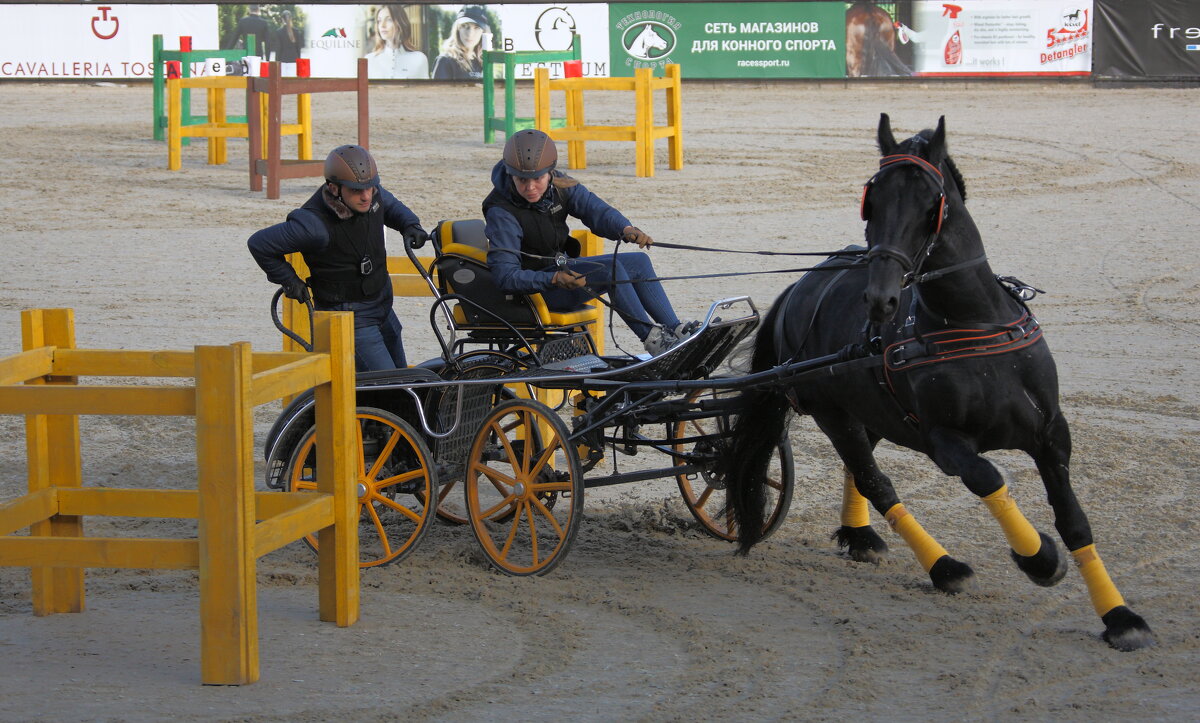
[403, 224, 429, 249]
[622, 226, 653, 249]
[551, 270, 587, 289]
[282, 277, 310, 304]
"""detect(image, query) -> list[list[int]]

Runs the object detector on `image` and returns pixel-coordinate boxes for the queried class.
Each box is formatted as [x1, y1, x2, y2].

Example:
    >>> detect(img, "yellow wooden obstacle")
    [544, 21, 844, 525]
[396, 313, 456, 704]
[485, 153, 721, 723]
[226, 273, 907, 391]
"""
[0, 308, 358, 685]
[533, 64, 683, 178]
[167, 74, 311, 171]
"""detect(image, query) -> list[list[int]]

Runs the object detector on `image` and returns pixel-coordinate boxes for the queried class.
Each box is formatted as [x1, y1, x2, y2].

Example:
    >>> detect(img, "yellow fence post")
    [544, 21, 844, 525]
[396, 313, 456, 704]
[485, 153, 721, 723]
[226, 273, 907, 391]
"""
[565, 81, 586, 168]
[298, 92, 313, 161]
[635, 67, 652, 178]
[167, 77, 183, 170]
[21, 308, 84, 616]
[196, 341, 258, 685]
[534, 67, 551, 140]
[666, 64, 683, 170]
[312, 311, 359, 626]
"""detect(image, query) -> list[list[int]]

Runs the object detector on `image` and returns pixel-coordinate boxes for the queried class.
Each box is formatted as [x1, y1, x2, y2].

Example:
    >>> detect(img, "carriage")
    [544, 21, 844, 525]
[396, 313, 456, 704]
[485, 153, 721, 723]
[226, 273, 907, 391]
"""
[259, 218, 813, 576]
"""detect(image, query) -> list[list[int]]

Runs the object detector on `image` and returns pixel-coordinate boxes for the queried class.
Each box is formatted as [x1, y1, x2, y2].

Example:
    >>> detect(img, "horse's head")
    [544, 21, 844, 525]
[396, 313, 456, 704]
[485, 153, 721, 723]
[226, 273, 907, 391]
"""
[632, 25, 668, 57]
[860, 113, 951, 323]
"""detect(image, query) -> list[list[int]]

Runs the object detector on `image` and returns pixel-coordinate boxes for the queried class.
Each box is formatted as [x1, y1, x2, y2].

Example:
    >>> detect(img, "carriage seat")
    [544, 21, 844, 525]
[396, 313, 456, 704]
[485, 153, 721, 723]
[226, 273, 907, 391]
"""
[431, 219, 603, 336]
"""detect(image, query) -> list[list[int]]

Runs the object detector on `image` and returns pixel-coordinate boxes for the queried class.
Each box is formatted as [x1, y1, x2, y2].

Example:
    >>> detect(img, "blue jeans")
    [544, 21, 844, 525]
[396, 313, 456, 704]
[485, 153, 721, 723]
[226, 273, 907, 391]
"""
[316, 292, 406, 371]
[540, 252, 679, 341]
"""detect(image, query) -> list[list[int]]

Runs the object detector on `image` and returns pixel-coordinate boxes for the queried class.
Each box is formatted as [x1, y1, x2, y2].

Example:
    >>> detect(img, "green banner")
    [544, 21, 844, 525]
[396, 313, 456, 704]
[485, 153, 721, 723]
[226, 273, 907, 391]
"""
[609, 2, 845, 78]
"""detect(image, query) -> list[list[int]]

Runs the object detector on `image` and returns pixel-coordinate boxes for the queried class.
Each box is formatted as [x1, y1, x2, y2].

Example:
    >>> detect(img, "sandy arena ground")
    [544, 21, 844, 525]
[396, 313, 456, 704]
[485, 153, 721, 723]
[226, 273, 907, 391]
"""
[0, 79, 1198, 721]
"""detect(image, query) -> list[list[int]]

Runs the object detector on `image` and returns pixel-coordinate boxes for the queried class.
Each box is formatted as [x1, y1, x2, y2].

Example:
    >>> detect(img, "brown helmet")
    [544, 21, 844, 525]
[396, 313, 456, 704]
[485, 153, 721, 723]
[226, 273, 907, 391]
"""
[324, 145, 379, 190]
[503, 129, 557, 178]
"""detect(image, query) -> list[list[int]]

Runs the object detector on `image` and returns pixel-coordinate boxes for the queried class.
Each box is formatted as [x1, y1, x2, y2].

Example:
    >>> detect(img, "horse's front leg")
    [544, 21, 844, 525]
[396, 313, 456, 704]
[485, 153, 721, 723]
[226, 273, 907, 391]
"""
[926, 426, 1067, 588]
[817, 415, 973, 592]
[1033, 413, 1154, 651]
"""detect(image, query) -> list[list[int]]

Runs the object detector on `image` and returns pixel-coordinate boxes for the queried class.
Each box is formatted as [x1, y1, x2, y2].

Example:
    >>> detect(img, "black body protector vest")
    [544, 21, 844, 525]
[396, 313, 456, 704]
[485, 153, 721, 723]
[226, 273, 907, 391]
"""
[482, 180, 581, 270]
[299, 188, 389, 304]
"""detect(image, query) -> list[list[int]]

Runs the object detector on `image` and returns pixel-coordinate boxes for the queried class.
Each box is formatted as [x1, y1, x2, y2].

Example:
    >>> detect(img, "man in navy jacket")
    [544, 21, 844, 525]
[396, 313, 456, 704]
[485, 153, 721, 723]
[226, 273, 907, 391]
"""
[248, 145, 427, 370]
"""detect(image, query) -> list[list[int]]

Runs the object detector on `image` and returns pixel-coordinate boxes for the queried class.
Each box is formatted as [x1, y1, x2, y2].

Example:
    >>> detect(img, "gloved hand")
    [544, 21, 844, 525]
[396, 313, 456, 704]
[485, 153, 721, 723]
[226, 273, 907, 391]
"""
[622, 226, 653, 249]
[551, 269, 587, 290]
[282, 277, 310, 304]
[403, 224, 429, 249]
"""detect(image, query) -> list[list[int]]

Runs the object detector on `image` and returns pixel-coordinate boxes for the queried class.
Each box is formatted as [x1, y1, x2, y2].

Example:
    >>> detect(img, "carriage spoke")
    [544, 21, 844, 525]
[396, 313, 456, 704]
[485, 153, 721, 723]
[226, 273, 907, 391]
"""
[526, 438, 560, 482]
[376, 494, 423, 524]
[366, 501, 393, 557]
[526, 502, 540, 564]
[531, 495, 565, 539]
[365, 425, 402, 481]
[498, 501, 525, 561]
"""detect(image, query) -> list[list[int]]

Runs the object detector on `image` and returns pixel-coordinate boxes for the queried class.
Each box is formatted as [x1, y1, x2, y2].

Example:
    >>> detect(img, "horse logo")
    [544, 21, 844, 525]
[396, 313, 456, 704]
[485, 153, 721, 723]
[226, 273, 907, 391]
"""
[535, 6, 576, 51]
[1061, 7, 1087, 31]
[622, 22, 674, 60]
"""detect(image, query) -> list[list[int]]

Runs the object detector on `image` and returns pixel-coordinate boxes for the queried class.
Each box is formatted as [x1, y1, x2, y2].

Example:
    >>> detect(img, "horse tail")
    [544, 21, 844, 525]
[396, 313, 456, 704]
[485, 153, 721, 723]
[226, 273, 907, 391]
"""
[725, 304, 793, 555]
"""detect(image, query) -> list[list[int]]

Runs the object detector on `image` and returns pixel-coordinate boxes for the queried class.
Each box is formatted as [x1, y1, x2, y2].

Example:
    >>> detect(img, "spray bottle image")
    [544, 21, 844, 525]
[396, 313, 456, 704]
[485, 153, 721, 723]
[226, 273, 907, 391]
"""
[942, 3, 963, 65]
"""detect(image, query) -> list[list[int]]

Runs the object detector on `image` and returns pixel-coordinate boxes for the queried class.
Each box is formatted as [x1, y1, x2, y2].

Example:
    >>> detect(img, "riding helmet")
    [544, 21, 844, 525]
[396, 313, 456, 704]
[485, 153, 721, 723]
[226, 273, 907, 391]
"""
[503, 129, 557, 178]
[324, 145, 379, 190]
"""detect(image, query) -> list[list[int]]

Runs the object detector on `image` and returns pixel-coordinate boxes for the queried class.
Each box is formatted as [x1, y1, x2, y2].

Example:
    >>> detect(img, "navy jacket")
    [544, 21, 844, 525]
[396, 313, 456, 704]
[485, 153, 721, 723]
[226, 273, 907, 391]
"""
[482, 161, 630, 295]
[248, 184, 419, 291]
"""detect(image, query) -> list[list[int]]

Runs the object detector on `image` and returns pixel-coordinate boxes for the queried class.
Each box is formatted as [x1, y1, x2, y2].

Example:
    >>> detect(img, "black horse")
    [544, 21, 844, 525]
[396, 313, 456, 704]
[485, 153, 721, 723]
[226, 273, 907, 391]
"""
[726, 114, 1154, 651]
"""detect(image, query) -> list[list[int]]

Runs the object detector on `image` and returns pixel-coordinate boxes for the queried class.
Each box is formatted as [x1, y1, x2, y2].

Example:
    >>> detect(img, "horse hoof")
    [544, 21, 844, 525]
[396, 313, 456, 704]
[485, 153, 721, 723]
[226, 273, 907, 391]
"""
[929, 555, 974, 594]
[1101, 606, 1156, 651]
[831, 525, 889, 564]
[1011, 532, 1068, 587]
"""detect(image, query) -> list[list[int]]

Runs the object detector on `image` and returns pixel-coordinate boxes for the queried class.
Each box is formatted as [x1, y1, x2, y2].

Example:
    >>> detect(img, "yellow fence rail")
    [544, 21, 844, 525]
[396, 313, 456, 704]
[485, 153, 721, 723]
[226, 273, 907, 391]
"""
[0, 308, 358, 685]
[534, 64, 683, 178]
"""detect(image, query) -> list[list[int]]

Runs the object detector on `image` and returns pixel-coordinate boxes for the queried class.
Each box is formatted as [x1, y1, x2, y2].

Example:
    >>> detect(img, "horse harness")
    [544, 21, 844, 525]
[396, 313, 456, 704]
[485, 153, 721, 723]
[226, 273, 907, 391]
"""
[877, 281, 1045, 427]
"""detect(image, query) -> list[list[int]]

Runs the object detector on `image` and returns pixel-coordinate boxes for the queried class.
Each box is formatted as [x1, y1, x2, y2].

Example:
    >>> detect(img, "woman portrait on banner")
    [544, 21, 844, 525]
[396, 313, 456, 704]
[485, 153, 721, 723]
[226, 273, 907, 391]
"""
[365, 4, 429, 79]
[431, 6, 490, 81]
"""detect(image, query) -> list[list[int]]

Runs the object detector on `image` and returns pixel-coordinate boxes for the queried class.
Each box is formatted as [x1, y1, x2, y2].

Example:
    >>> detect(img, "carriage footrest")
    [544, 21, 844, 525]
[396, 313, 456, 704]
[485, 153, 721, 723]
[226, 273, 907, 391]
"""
[539, 354, 609, 373]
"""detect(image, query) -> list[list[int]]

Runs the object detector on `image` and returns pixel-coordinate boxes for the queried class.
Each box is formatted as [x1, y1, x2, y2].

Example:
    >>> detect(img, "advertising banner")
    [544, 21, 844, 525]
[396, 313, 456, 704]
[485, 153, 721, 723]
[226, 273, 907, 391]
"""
[608, 2, 845, 78]
[902, 1, 1092, 76]
[489, 4, 612, 78]
[0, 4, 217, 80]
[1094, 0, 1200, 79]
[235, 4, 606, 80]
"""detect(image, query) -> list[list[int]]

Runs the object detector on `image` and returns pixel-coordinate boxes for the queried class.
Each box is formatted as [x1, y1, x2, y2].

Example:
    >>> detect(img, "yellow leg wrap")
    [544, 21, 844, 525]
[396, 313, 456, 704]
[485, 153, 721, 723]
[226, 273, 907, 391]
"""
[885, 503, 948, 572]
[840, 467, 871, 528]
[981, 485, 1042, 557]
[1072, 544, 1126, 617]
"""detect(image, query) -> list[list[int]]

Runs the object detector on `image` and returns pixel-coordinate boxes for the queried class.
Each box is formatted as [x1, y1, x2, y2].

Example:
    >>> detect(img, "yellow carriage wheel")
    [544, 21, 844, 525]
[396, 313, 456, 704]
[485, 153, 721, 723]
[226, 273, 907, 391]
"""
[465, 398, 583, 576]
[286, 407, 437, 568]
[672, 388, 794, 542]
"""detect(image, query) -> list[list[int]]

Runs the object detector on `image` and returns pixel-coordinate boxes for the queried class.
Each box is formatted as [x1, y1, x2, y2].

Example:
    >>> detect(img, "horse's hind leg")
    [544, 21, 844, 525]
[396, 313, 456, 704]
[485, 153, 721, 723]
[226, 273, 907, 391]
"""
[818, 417, 973, 592]
[1033, 413, 1154, 651]
[832, 466, 889, 563]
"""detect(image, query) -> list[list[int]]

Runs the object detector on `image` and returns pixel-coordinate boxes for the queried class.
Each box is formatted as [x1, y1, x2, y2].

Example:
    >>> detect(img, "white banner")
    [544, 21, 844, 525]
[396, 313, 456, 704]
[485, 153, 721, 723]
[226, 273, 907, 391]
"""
[490, 4, 612, 78]
[0, 5, 218, 80]
[905, 1, 1093, 76]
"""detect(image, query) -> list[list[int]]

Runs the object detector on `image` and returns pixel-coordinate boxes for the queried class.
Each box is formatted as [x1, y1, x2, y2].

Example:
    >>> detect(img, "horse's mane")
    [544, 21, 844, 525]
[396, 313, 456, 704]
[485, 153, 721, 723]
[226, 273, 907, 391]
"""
[897, 129, 968, 202]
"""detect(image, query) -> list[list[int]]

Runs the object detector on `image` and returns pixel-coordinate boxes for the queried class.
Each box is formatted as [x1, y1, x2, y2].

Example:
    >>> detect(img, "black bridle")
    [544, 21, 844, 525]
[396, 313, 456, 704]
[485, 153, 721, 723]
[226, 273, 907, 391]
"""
[860, 153, 983, 288]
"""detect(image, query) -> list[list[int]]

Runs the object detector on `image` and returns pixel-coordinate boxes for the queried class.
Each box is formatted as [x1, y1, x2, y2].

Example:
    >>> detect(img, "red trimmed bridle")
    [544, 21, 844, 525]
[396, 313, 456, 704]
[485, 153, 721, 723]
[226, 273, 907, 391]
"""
[860, 153, 953, 287]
